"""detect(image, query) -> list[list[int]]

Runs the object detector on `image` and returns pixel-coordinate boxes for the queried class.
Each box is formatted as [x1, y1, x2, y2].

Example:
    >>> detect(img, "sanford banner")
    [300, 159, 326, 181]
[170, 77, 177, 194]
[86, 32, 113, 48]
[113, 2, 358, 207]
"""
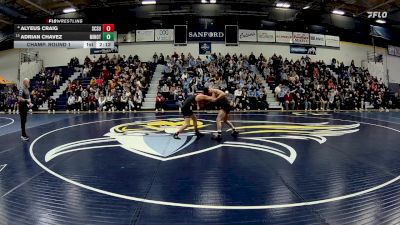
[290, 45, 316, 55]
[187, 28, 224, 42]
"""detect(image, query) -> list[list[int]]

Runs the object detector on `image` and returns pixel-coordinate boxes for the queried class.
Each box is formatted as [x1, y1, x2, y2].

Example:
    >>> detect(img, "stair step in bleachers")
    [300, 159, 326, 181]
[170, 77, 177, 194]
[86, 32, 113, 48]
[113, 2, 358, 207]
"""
[142, 64, 165, 110]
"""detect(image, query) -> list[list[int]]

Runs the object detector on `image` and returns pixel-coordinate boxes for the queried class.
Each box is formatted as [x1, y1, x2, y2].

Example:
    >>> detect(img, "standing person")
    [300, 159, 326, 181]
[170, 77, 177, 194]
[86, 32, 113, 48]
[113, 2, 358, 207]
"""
[173, 93, 215, 139]
[204, 88, 238, 140]
[18, 78, 31, 141]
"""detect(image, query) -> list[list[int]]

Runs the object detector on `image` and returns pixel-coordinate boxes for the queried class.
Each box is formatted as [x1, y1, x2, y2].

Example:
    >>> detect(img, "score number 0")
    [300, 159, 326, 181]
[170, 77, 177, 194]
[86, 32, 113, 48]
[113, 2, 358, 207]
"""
[102, 24, 114, 32]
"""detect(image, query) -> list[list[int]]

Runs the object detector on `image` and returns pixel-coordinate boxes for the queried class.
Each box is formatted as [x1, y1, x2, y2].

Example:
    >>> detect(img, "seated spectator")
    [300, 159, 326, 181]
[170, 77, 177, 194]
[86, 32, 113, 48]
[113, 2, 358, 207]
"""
[90, 77, 96, 86]
[155, 92, 165, 112]
[303, 93, 312, 111]
[53, 73, 61, 86]
[284, 91, 295, 110]
[160, 83, 170, 98]
[105, 92, 115, 112]
[83, 66, 91, 78]
[98, 94, 106, 111]
[81, 88, 89, 111]
[47, 97, 56, 113]
[120, 92, 128, 112]
[87, 93, 97, 112]
[67, 94, 75, 112]
[75, 93, 82, 113]
[134, 92, 142, 110]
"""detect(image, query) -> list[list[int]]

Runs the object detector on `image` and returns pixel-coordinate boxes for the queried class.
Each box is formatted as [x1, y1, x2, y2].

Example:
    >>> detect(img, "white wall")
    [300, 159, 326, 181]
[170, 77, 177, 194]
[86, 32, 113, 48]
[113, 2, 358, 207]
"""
[0, 49, 20, 83]
[119, 42, 387, 67]
[387, 55, 400, 83]
[0, 41, 399, 84]
[20, 61, 43, 81]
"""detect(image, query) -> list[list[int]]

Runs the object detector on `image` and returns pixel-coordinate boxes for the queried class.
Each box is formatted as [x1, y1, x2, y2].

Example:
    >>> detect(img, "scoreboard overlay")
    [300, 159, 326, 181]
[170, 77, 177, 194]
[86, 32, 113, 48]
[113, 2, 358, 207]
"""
[14, 24, 116, 49]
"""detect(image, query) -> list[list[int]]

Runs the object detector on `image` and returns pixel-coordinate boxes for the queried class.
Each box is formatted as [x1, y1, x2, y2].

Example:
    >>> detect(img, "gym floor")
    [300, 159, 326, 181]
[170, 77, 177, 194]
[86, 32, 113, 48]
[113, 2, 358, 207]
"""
[1, 111, 400, 225]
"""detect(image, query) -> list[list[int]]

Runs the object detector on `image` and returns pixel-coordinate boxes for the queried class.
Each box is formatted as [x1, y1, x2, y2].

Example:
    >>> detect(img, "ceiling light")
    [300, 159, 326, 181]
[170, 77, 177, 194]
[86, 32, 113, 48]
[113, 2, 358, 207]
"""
[332, 9, 345, 15]
[303, 5, 310, 9]
[201, 0, 207, 3]
[210, 0, 216, 3]
[142, 0, 156, 5]
[276, 2, 290, 8]
[63, 7, 76, 13]
[376, 19, 386, 24]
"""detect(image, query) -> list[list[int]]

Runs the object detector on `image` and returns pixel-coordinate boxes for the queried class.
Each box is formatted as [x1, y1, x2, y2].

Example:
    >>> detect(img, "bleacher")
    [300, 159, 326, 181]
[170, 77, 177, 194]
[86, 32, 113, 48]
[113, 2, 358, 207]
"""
[30, 66, 75, 99]
[55, 63, 155, 110]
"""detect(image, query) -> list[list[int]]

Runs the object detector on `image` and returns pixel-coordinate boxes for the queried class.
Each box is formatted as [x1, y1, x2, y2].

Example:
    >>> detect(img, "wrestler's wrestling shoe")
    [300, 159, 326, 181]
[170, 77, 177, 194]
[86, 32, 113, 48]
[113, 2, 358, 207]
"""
[231, 130, 239, 138]
[195, 131, 205, 138]
[211, 134, 222, 141]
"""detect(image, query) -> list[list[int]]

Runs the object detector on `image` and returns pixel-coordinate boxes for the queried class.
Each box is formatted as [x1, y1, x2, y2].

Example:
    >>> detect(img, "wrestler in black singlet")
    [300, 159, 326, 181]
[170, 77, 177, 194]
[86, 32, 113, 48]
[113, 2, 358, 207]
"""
[181, 94, 197, 117]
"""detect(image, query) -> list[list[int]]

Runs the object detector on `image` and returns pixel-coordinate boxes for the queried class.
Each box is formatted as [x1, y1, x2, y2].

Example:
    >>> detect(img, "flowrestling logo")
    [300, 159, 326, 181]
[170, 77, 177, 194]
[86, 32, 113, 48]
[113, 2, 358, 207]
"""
[367, 11, 388, 19]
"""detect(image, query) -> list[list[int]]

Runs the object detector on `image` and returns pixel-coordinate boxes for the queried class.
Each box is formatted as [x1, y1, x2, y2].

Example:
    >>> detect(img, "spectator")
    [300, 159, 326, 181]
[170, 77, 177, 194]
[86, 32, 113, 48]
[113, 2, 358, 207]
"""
[53, 73, 61, 86]
[81, 88, 89, 111]
[120, 92, 128, 112]
[98, 94, 106, 111]
[155, 92, 165, 112]
[284, 91, 295, 110]
[67, 94, 75, 112]
[153, 52, 158, 64]
[88, 93, 97, 112]
[303, 93, 312, 111]
[48, 97, 56, 113]
[75, 93, 82, 113]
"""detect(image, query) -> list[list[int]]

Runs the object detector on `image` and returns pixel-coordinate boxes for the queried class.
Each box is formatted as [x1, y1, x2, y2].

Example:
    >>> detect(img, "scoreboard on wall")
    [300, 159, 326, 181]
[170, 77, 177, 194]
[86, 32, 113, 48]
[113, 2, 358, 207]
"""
[14, 22, 116, 49]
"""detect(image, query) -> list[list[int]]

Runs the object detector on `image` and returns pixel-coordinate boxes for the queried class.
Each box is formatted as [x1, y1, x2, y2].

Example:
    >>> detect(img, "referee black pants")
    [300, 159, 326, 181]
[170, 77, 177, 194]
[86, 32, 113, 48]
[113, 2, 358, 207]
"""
[19, 107, 28, 137]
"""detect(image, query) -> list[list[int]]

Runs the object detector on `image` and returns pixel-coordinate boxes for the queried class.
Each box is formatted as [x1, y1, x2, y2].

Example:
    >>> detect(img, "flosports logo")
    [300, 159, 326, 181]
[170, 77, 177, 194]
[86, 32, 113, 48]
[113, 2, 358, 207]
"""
[367, 11, 388, 19]
[44, 118, 360, 165]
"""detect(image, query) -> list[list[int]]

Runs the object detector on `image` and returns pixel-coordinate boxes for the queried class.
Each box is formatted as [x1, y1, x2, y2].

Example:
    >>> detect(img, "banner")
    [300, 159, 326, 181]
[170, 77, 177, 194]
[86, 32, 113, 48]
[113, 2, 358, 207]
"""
[257, 30, 275, 42]
[388, 45, 400, 57]
[293, 32, 310, 44]
[118, 31, 135, 43]
[136, 29, 154, 42]
[325, 35, 340, 47]
[90, 44, 119, 54]
[187, 28, 224, 42]
[310, 33, 325, 46]
[155, 29, 174, 42]
[276, 31, 293, 43]
[199, 42, 212, 55]
[290, 45, 316, 55]
[239, 29, 257, 42]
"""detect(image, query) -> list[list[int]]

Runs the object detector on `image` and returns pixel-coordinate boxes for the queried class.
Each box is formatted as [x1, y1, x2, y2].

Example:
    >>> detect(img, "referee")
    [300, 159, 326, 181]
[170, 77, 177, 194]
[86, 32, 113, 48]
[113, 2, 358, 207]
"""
[18, 78, 31, 141]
